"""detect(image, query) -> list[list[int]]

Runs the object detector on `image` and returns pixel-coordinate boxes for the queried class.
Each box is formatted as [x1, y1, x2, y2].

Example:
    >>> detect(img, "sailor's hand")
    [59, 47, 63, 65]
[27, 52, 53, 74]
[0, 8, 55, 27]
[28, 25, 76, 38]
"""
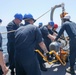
[51, 36, 56, 41]
[2, 65, 8, 75]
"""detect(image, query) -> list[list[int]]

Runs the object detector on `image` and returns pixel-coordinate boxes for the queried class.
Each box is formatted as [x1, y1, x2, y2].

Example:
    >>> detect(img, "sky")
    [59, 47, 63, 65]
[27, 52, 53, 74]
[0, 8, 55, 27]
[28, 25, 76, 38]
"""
[0, 0, 76, 26]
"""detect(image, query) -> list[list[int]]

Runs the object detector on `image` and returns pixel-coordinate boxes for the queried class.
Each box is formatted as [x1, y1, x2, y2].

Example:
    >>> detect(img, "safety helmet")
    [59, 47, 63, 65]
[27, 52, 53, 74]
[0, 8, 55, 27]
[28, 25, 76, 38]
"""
[23, 14, 36, 22]
[60, 12, 68, 18]
[63, 14, 71, 20]
[48, 21, 54, 27]
[39, 22, 43, 26]
[54, 24, 58, 28]
[14, 13, 23, 21]
[0, 19, 2, 23]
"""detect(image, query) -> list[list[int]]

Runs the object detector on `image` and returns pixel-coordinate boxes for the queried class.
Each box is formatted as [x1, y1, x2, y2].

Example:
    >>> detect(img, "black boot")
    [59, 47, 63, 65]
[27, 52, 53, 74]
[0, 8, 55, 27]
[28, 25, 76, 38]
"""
[66, 67, 75, 75]
[11, 69, 15, 75]
[40, 64, 47, 71]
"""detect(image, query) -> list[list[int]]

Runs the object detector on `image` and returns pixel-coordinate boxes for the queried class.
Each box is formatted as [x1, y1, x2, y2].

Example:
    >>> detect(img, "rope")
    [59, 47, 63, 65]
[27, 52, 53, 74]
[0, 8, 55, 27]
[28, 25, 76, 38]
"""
[36, 8, 51, 20]
[1, 30, 16, 34]
[24, 8, 51, 21]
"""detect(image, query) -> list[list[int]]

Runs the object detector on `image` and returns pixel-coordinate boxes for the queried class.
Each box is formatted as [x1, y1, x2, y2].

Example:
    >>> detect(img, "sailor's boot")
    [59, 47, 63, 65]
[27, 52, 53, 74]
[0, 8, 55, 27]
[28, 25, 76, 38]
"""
[40, 64, 47, 71]
[10, 69, 15, 75]
[66, 67, 75, 75]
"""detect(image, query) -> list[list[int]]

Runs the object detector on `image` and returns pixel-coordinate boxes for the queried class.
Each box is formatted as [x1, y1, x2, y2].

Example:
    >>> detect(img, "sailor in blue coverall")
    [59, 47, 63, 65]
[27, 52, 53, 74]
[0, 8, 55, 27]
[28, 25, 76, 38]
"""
[14, 13, 49, 75]
[6, 13, 23, 75]
[35, 21, 56, 71]
[40, 21, 55, 51]
[55, 14, 76, 74]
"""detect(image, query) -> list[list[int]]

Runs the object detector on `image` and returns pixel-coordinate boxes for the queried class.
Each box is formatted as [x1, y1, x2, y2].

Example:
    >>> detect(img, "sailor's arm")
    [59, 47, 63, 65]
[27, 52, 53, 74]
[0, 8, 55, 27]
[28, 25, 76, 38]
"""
[39, 41, 48, 53]
[47, 34, 56, 41]
[53, 32, 58, 36]
[55, 25, 65, 41]
[0, 51, 8, 75]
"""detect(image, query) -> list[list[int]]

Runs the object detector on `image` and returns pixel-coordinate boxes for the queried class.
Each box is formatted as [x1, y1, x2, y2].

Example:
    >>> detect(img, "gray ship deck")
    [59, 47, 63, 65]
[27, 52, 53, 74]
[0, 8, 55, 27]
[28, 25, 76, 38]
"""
[6, 62, 76, 75]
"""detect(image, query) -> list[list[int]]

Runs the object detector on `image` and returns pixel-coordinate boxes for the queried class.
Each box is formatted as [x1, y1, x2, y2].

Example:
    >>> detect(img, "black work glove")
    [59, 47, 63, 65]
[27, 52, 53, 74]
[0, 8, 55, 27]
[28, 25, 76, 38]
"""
[46, 53, 52, 60]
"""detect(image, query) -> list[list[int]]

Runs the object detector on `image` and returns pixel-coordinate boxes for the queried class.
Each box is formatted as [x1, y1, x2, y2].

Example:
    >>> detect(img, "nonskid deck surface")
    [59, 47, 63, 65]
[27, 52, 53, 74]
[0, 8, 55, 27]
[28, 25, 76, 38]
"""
[6, 62, 76, 75]
[42, 62, 76, 75]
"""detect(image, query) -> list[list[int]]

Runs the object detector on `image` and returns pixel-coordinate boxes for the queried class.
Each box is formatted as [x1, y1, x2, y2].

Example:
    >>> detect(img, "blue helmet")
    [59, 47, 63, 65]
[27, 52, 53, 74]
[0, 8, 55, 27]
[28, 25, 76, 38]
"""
[39, 22, 43, 26]
[48, 21, 54, 27]
[23, 14, 36, 22]
[0, 19, 2, 23]
[14, 13, 23, 21]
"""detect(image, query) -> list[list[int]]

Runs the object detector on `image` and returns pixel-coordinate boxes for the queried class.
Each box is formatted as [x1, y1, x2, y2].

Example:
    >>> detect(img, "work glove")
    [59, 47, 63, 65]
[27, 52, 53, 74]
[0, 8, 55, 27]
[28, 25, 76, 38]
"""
[46, 53, 52, 60]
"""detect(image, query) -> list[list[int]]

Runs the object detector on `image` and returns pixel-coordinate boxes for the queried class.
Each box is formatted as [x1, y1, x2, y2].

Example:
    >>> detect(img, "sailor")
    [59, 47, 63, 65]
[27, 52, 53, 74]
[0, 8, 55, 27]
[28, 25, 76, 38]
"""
[0, 19, 8, 75]
[14, 13, 49, 75]
[36, 22, 55, 71]
[6, 13, 23, 75]
[38, 22, 43, 28]
[40, 21, 56, 51]
[36, 22, 56, 70]
[55, 13, 76, 74]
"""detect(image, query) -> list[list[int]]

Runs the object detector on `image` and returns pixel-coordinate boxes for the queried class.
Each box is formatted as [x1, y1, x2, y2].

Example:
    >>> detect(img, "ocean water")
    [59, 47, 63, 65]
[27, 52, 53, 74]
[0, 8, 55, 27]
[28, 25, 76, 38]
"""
[0, 26, 68, 54]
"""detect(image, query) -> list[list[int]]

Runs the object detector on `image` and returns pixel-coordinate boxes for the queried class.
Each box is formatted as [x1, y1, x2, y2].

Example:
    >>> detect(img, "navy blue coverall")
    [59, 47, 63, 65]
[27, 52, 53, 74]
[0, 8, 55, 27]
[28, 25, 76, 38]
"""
[55, 21, 76, 68]
[15, 24, 43, 75]
[0, 33, 3, 75]
[6, 21, 19, 72]
[40, 26, 53, 51]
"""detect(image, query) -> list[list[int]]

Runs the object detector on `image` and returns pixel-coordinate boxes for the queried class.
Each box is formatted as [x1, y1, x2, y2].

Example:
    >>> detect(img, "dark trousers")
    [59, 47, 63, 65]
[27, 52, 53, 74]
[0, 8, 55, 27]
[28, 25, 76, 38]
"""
[0, 71, 3, 75]
[8, 50, 15, 71]
[69, 38, 76, 68]
[37, 53, 45, 65]
[36, 45, 45, 65]
[15, 57, 41, 75]
[7, 43, 15, 71]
